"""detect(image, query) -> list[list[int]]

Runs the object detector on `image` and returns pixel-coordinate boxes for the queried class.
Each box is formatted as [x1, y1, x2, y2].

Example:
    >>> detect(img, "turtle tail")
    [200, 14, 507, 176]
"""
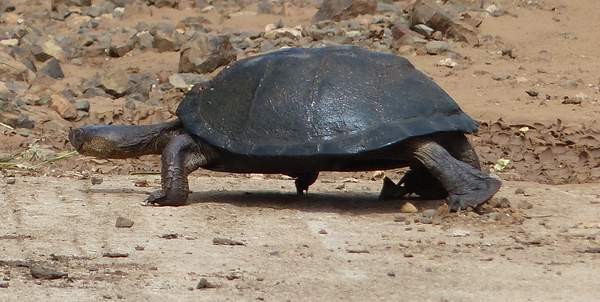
[69, 119, 184, 159]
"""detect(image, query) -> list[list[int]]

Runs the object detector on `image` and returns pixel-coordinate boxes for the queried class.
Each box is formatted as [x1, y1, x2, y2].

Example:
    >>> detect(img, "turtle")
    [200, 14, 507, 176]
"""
[69, 46, 501, 210]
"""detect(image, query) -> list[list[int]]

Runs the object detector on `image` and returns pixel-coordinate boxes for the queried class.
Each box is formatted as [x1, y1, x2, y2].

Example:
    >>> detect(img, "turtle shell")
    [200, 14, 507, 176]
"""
[176, 46, 478, 156]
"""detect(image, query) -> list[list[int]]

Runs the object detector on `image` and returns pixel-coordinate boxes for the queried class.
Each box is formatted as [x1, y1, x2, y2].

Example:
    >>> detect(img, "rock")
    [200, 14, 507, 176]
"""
[425, 40, 449, 55]
[38, 58, 64, 79]
[176, 16, 209, 31]
[257, 0, 274, 14]
[196, 278, 219, 289]
[168, 73, 208, 89]
[50, 94, 77, 120]
[393, 215, 406, 222]
[51, 0, 91, 11]
[115, 216, 134, 228]
[213, 237, 245, 246]
[313, 0, 377, 22]
[74, 99, 90, 112]
[134, 31, 154, 50]
[263, 27, 303, 40]
[91, 176, 103, 185]
[489, 197, 511, 208]
[318, 229, 328, 234]
[149, 0, 178, 8]
[30, 265, 67, 279]
[40, 39, 66, 62]
[100, 71, 130, 97]
[514, 187, 526, 195]
[432, 31, 443, 40]
[178, 34, 236, 74]
[0, 281, 8, 288]
[516, 200, 533, 209]
[400, 202, 418, 213]
[422, 209, 436, 218]
[0, 39, 18, 47]
[450, 229, 470, 237]
[436, 57, 457, 68]
[5, 177, 15, 184]
[485, 4, 505, 17]
[0, 51, 34, 82]
[412, 24, 434, 37]
[151, 24, 183, 52]
[102, 252, 129, 258]
[525, 90, 538, 97]
[371, 170, 384, 180]
[109, 34, 134, 57]
[410, 0, 479, 45]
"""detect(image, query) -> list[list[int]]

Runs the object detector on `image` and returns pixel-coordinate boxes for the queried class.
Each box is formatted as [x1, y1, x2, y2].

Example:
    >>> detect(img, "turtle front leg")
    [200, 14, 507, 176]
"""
[408, 139, 501, 211]
[145, 134, 213, 206]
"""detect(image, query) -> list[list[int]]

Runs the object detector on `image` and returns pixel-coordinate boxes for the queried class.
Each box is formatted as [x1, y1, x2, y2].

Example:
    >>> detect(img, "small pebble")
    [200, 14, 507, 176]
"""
[0, 281, 8, 288]
[387, 272, 396, 277]
[213, 237, 245, 246]
[393, 215, 406, 222]
[514, 188, 526, 195]
[5, 177, 15, 185]
[196, 278, 219, 289]
[516, 200, 533, 209]
[115, 216, 134, 228]
[318, 229, 328, 234]
[400, 202, 418, 213]
[30, 265, 67, 279]
[102, 252, 129, 258]
[91, 176, 103, 185]
[422, 209, 436, 218]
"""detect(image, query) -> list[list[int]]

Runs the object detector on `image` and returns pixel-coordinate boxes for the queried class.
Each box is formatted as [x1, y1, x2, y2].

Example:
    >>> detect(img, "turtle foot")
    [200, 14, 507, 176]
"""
[144, 190, 188, 206]
[447, 176, 502, 211]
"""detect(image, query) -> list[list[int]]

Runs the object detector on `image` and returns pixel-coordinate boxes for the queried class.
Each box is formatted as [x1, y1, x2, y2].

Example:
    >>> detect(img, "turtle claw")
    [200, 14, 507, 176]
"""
[143, 190, 188, 206]
[446, 177, 502, 211]
[143, 191, 167, 206]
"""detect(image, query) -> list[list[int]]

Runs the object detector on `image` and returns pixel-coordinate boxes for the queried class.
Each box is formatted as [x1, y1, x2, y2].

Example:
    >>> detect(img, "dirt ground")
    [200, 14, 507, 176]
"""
[1, 176, 600, 301]
[2, 0, 600, 300]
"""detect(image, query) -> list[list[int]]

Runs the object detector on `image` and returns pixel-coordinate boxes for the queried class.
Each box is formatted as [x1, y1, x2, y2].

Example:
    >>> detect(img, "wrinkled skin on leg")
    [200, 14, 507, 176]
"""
[379, 134, 500, 210]
[145, 133, 216, 206]
[69, 120, 217, 206]
[409, 139, 501, 210]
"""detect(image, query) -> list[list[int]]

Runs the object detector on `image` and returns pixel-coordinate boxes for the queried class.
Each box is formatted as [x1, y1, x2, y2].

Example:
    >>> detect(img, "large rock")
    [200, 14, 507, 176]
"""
[313, 0, 377, 22]
[51, 0, 92, 11]
[410, 0, 479, 45]
[178, 34, 236, 74]
[0, 51, 34, 83]
[38, 58, 64, 79]
[99, 71, 130, 97]
[50, 94, 77, 120]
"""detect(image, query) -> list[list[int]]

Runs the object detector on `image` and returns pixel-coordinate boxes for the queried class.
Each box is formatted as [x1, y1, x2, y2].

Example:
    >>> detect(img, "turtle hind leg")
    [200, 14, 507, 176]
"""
[409, 139, 501, 211]
[146, 133, 216, 206]
[293, 172, 319, 196]
[401, 133, 480, 200]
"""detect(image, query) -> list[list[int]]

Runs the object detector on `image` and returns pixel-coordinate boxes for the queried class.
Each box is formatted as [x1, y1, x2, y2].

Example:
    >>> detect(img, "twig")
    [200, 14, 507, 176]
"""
[0, 151, 78, 170]
[30, 151, 78, 169]
[0, 122, 14, 130]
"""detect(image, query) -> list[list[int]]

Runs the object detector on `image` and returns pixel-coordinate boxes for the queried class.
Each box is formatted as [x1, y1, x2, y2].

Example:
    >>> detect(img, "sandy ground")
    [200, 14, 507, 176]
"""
[1, 175, 599, 301]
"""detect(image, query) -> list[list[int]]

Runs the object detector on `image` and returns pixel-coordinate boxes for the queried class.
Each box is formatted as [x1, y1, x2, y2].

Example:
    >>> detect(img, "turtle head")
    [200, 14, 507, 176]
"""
[69, 122, 181, 159]
[69, 125, 135, 158]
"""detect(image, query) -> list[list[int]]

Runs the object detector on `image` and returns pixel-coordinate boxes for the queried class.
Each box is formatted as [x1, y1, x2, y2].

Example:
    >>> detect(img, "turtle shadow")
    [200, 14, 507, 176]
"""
[187, 190, 445, 215]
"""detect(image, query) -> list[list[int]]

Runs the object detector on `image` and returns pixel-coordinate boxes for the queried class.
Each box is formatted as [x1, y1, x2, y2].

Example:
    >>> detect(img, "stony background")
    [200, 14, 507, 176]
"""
[1, 0, 600, 184]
